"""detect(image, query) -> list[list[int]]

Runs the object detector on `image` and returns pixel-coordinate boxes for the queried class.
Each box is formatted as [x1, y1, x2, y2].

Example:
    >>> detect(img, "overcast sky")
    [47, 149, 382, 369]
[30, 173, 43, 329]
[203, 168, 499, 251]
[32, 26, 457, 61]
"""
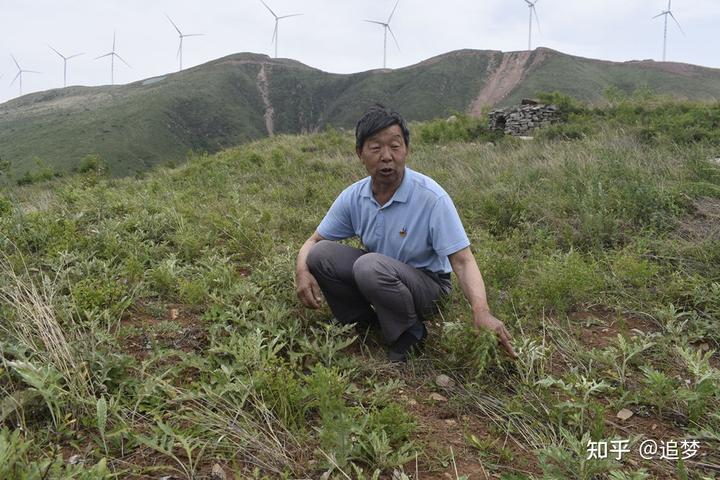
[1, 0, 718, 104]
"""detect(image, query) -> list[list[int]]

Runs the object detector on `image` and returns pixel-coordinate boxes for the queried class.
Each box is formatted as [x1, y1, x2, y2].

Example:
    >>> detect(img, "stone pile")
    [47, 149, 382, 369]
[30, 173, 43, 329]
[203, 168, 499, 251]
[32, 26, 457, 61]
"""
[488, 99, 561, 136]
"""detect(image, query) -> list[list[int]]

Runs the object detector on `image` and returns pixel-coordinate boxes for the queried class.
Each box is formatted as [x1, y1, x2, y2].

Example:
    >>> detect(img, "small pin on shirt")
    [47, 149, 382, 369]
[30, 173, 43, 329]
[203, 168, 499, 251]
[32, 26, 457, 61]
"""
[399, 228, 407, 237]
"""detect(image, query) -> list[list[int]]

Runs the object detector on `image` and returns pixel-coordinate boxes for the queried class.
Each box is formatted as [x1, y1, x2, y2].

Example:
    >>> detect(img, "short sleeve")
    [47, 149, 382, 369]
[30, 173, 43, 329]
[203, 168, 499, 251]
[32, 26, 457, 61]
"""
[428, 195, 471, 257]
[317, 188, 355, 241]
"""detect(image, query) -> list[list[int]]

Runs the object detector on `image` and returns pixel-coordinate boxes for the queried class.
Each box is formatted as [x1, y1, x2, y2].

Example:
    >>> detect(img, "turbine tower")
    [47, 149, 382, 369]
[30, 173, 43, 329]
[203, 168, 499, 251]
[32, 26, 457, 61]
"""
[49, 46, 84, 88]
[524, 0, 541, 51]
[166, 15, 204, 71]
[365, 0, 401, 69]
[259, 1, 302, 58]
[9, 54, 40, 96]
[95, 32, 131, 85]
[653, 0, 685, 62]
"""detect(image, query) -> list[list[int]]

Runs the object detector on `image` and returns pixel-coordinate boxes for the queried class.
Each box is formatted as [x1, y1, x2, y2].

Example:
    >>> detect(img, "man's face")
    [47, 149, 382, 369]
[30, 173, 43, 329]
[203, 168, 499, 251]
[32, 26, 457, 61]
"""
[357, 124, 408, 190]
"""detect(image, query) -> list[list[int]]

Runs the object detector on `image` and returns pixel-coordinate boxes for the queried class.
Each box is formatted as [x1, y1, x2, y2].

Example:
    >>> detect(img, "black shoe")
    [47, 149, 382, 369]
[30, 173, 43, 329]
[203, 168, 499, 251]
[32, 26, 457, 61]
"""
[388, 324, 427, 362]
[354, 313, 379, 336]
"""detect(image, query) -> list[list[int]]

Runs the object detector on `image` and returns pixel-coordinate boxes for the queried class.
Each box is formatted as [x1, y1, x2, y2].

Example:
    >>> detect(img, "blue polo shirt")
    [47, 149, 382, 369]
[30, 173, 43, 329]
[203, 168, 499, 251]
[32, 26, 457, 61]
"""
[317, 167, 470, 273]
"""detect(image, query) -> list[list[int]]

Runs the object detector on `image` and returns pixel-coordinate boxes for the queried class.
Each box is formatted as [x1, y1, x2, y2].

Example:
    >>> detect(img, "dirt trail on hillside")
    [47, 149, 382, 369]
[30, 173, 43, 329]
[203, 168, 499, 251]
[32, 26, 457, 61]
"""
[256, 63, 275, 136]
[470, 50, 547, 114]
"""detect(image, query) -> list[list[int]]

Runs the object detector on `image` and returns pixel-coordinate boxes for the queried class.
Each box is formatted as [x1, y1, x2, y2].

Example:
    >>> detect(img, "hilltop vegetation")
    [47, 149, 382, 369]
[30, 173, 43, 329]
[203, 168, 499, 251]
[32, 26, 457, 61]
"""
[2, 48, 720, 182]
[1, 99, 720, 478]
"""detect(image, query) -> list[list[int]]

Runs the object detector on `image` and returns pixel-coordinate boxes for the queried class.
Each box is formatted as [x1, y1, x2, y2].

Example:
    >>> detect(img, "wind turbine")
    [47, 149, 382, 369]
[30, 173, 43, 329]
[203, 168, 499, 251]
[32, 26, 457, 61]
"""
[166, 15, 204, 71]
[259, 1, 302, 59]
[9, 54, 41, 96]
[364, 0, 401, 69]
[95, 32, 131, 85]
[524, 0, 541, 51]
[49, 46, 84, 88]
[653, 0, 685, 62]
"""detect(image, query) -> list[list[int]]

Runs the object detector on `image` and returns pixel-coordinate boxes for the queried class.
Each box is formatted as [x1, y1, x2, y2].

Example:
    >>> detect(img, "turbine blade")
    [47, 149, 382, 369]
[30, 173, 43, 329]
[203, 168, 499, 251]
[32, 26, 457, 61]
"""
[25, 70, 41, 74]
[652, 11, 666, 19]
[364, 20, 386, 26]
[176, 43, 182, 59]
[278, 14, 303, 20]
[115, 53, 131, 68]
[67, 53, 85, 59]
[166, 14, 182, 35]
[95, 52, 112, 60]
[260, 0, 277, 18]
[182, 33, 205, 37]
[532, 5, 541, 34]
[387, 0, 400, 23]
[48, 45, 65, 59]
[387, 26, 400, 51]
[11, 54, 21, 69]
[523, 0, 532, 5]
[668, 11, 686, 36]
[113, 31, 116, 51]
[271, 22, 278, 44]
[10, 71, 21, 86]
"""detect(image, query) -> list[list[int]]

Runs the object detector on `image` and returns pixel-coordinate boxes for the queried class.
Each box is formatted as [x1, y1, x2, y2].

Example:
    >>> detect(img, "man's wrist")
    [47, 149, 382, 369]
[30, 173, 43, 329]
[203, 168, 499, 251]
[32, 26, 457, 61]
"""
[472, 304, 491, 316]
[295, 266, 310, 280]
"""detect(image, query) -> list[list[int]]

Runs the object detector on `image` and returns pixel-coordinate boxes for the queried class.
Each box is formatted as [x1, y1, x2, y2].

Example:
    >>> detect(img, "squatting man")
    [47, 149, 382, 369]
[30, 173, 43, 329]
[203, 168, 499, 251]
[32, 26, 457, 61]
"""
[295, 104, 517, 362]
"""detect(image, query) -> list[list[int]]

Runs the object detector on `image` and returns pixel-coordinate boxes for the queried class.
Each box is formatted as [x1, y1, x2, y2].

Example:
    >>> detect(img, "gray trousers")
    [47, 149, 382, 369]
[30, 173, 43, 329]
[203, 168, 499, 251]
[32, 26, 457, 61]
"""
[307, 240, 452, 343]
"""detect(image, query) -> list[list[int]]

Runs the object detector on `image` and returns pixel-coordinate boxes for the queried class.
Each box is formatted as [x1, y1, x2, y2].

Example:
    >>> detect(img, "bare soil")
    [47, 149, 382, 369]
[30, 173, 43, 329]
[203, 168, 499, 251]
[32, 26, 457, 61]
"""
[470, 49, 550, 114]
[120, 303, 208, 361]
[676, 197, 720, 242]
[257, 63, 275, 136]
[571, 309, 660, 350]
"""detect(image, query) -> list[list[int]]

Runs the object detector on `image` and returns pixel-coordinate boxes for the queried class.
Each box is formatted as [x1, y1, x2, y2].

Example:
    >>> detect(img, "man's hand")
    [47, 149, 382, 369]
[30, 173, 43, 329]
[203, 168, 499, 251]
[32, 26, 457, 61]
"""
[296, 269, 323, 309]
[474, 311, 518, 359]
[448, 247, 518, 360]
[295, 231, 325, 309]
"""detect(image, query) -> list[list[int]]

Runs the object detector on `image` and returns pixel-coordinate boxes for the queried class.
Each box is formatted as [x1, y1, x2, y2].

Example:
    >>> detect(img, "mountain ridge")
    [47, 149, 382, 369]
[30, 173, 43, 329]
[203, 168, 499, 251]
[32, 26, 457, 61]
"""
[2, 48, 720, 180]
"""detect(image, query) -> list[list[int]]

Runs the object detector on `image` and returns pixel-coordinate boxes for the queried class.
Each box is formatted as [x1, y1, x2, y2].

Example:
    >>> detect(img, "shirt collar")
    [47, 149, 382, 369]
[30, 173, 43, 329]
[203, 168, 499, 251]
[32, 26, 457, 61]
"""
[360, 167, 413, 205]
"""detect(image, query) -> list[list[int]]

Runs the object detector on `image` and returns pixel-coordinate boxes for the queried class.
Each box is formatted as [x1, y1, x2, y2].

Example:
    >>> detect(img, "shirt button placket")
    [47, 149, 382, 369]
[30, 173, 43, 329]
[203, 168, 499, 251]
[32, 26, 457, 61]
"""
[376, 208, 385, 236]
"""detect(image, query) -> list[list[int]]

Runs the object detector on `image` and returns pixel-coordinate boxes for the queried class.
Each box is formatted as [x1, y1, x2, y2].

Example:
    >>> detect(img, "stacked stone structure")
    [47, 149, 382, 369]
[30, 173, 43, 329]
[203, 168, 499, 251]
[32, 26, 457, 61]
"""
[488, 99, 560, 136]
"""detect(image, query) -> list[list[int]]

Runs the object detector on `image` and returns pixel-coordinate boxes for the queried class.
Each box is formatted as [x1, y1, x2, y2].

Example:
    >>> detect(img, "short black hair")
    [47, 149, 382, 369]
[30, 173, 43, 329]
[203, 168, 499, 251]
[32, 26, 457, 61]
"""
[355, 104, 410, 152]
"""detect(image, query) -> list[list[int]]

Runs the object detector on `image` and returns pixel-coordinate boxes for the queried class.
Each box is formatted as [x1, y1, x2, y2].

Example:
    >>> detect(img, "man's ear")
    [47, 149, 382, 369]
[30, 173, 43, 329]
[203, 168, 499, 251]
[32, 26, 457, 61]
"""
[356, 147, 362, 159]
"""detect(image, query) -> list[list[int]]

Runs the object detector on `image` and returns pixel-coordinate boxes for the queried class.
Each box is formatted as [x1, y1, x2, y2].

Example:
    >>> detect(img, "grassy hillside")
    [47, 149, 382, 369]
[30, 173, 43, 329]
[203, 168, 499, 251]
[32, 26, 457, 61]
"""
[3, 49, 720, 183]
[0, 53, 269, 180]
[1, 103, 719, 478]
[504, 50, 720, 106]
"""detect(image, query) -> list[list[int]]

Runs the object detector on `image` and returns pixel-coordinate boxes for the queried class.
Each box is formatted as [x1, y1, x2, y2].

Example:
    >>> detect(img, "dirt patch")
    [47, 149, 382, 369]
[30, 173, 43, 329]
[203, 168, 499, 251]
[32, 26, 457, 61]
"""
[570, 310, 660, 350]
[256, 63, 275, 136]
[469, 49, 550, 114]
[676, 197, 720, 242]
[395, 380, 541, 479]
[119, 303, 208, 360]
[603, 408, 720, 478]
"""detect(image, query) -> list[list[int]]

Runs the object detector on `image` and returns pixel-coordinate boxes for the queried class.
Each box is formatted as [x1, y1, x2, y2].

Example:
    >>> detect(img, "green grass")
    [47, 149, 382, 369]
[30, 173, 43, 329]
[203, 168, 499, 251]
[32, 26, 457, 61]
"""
[1, 105, 720, 478]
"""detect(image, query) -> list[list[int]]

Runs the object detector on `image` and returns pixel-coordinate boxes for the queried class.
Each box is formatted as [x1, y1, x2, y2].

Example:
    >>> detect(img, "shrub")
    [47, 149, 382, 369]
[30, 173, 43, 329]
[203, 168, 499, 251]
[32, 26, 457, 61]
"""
[16, 158, 57, 186]
[414, 114, 501, 145]
[536, 91, 585, 116]
[0, 193, 12, 217]
[77, 154, 107, 174]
